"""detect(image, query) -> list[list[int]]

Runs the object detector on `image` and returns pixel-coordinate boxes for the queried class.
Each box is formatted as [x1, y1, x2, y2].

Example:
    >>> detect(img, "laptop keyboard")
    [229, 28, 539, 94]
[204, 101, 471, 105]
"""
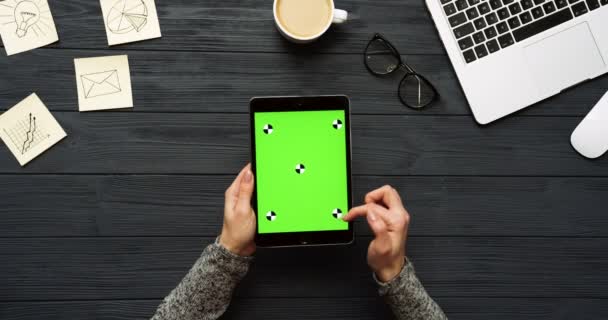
[442, 0, 608, 63]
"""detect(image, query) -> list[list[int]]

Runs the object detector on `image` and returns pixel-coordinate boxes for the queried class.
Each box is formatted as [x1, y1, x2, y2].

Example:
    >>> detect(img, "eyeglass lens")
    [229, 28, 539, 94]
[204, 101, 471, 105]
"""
[365, 39, 400, 75]
[399, 73, 436, 109]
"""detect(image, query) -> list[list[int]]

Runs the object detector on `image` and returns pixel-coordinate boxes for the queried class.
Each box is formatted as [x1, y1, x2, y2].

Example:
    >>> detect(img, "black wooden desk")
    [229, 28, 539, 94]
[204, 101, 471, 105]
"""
[2, 1, 608, 319]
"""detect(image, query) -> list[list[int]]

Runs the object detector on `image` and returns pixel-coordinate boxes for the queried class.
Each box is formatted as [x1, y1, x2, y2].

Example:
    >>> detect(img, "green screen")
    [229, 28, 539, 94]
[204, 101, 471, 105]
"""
[254, 110, 349, 234]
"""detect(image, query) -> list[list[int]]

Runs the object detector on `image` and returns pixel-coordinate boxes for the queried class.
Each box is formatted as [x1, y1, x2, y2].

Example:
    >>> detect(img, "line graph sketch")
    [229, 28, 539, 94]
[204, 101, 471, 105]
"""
[1, 112, 50, 155]
[0, 0, 53, 38]
[106, 0, 148, 34]
[0, 93, 66, 166]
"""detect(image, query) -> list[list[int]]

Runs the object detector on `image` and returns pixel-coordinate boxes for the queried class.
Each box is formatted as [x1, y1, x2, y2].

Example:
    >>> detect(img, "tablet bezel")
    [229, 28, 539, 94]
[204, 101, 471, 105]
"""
[250, 96, 354, 247]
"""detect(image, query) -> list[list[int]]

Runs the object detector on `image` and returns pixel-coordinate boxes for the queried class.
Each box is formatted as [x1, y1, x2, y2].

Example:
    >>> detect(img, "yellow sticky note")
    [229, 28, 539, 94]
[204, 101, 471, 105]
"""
[74, 55, 134, 112]
[0, 0, 59, 56]
[100, 0, 162, 46]
[0, 93, 66, 166]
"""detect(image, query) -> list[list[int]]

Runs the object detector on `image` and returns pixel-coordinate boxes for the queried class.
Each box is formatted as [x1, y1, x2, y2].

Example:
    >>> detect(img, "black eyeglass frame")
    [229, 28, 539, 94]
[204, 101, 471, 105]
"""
[364, 33, 439, 109]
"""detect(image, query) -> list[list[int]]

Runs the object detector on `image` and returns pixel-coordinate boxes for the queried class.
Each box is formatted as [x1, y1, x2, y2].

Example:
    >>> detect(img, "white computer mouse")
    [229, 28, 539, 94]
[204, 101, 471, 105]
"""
[571, 91, 608, 159]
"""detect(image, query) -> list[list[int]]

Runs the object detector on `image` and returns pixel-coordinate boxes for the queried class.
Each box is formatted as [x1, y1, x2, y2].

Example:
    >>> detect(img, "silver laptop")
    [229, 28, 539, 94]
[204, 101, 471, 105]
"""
[426, 0, 608, 124]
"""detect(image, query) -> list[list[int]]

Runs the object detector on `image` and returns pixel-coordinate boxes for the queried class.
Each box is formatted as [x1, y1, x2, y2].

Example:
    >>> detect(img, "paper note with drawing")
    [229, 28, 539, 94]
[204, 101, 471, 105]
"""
[0, 0, 59, 56]
[0, 93, 66, 166]
[74, 55, 133, 111]
[81, 70, 121, 99]
[100, 0, 161, 46]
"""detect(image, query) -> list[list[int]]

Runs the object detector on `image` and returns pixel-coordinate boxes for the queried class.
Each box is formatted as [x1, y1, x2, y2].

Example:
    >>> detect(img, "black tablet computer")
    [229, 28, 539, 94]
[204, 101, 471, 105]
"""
[250, 96, 354, 247]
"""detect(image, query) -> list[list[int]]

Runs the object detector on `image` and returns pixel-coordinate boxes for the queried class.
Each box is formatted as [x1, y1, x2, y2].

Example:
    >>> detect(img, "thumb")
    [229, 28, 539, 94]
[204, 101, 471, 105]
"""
[236, 168, 254, 214]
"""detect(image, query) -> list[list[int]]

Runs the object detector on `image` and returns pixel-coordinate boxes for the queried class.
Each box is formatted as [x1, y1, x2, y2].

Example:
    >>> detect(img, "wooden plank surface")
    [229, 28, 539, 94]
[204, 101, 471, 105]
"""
[0, 113, 606, 175]
[1, 49, 607, 116]
[1, 175, 607, 237]
[2, 237, 608, 301]
[2, 0, 608, 317]
[3, 298, 608, 320]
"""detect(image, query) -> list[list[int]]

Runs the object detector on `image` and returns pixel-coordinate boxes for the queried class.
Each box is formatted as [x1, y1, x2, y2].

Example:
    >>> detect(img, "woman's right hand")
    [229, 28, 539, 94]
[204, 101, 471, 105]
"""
[342, 185, 410, 282]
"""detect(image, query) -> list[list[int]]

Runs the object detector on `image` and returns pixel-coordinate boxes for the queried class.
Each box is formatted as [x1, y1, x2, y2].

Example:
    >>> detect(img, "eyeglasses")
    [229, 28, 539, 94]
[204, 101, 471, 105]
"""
[364, 33, 438, 110]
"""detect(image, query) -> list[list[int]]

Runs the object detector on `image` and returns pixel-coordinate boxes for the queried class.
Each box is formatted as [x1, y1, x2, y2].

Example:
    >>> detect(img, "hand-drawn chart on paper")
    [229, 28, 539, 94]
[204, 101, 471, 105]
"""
[106, 0, 148, 34]
[2, 112, 51, 155]
[100, 0, 161, 46]
[0, 93, 67, 166]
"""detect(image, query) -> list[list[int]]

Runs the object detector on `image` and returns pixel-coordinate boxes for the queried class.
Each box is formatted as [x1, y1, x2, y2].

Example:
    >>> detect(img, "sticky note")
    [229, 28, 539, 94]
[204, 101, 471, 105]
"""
[100, 0, 162, 46]
[74, 55, 133, 112]
[0, 0, 59, 55]
[0, 93, 66, 166]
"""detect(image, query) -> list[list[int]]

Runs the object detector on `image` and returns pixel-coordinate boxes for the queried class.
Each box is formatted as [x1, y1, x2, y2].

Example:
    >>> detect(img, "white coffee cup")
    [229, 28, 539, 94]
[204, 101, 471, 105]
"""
[273, 0, 348, 43]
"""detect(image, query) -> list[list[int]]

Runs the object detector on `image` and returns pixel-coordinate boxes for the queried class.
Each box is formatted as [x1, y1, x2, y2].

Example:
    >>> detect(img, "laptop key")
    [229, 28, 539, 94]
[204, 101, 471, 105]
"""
[478, 2, 491, 14]
[498, 7, 511, 19]
[466, 7, 480, 19]
[586, 0, 600, 9]
[534, 0, 545, 4]
[474, 17, 487, 29]
[520, 11, 533, 23]
[602, 0, 608, 5]
[531, 7, 544, 18]
[484, 25, 498, 38]
[512, 9, 573, 41]
[522, 0, 535, 8]
[496, 21, 510, 33]
[449, 12, 468, 26]
[509, 3, 522, 14]
[543, 1, 557, 12]
[508, 16, 521, 28]
[490, 0, 503, 9]
[441, 0, 453, 4]
[555, 0, 568, 7]
[498, 33, 515, 48]
[463, 49, 477, 63]
[454, 22, 476, 38]
[473, 31, 486, 43]
[458, 36, 475, 50]
[444, 3, 458, 15]
[486, 39, 500, 52]
[485, 12, 499, 24]
[572, 1, 589, 15]
[475, 44, 489, 58]
[456, 0, 469, 10]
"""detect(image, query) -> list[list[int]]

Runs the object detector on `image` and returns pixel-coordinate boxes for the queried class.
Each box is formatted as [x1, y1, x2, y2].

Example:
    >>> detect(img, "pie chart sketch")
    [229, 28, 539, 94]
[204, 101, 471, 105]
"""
[106, 0, 148, 34]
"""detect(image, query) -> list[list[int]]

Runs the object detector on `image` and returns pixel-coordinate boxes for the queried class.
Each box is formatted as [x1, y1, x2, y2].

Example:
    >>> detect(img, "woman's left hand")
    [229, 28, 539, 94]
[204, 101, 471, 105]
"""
[219, 164, 257, 256]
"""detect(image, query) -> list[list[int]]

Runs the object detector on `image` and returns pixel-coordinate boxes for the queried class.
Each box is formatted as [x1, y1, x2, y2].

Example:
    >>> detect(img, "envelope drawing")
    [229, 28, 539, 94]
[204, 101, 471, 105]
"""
[80, 70, 122, 99]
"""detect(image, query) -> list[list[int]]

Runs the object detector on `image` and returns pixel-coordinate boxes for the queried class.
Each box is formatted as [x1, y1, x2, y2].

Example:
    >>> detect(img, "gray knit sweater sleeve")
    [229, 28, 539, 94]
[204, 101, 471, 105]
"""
[375, 259, 448, 320]
[150, 239, 253, 320]
[151, 245, 445, 320]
